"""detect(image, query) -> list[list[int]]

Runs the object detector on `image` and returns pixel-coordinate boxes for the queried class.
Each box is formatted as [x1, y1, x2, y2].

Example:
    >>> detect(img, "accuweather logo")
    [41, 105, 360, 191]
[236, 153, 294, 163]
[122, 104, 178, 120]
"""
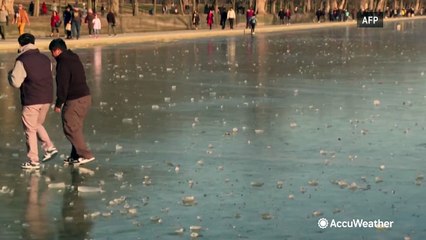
[318, 218, 394, 229]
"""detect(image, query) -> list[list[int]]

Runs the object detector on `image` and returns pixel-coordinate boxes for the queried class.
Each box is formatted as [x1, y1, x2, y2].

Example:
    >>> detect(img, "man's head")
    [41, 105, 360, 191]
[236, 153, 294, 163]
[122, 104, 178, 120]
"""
[18, 33, 35, 47]
[49, 38, 67, 58]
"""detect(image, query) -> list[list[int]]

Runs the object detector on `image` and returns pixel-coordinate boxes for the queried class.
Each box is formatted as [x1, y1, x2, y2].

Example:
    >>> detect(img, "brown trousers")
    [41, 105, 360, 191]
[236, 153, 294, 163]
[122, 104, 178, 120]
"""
[62, 95, 93, 159]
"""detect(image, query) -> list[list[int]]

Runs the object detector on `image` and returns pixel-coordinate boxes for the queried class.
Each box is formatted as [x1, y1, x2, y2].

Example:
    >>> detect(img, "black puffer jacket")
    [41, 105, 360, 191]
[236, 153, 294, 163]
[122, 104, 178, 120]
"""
[54, 49, 90, 108]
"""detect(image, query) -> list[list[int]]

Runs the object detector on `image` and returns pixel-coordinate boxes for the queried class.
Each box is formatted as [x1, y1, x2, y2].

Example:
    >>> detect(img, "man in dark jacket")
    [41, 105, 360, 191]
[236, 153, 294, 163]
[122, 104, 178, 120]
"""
[220, 6, 227, 30]
[49, 38, 95, 166]
[8, 33, 58, 169]
[106, 10, 116, 36]
[63, 6, 72, 39]
[84, 8, 95, 36]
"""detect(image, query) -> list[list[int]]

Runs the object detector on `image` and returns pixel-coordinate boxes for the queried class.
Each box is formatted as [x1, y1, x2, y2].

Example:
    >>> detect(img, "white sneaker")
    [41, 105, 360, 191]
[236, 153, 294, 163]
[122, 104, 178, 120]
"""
[21, 161, 41, 170]
[71, 157, 96, 166]
[42, 147, 58, 162]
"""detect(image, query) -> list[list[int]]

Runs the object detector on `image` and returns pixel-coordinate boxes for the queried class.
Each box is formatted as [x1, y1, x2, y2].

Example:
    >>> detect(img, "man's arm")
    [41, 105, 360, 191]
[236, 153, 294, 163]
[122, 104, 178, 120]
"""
[54, 62, 70, 109]
[8, 60, 26, 88]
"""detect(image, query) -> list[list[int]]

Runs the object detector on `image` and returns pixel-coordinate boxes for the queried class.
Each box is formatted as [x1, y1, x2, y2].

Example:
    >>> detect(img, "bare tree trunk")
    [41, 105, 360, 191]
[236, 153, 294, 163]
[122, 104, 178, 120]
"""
[330, 0, 337, 9]
[133, 0, 139, 15]
[305, 0, 312, 12]
[339, 0, 346, 9]
[271, 0, 277, 13]
[4, 0, 14, 13]
[256, 0, 266, 13]
[93, 0, 98, 13]
[110, 0, 119, 15]
[368, 0, 373, 10]
[360, 0, 368, 10]
[415, 0, 420, 12]
[325, 0, 330, 12]
[179, 0, 184, 14]
[376, 0, 385, 11]
[119, 0, 124, 14]
[34, 0, 39, 16]
[153, 0, 157, 14]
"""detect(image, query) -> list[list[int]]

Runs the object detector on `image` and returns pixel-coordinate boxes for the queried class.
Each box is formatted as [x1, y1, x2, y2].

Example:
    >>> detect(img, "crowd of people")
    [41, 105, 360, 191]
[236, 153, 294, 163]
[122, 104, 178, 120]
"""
[196, 5, 256, 34]
[1, 1, 425, 40]
[60, 4, 110, 39]
[0, 2, 117, 40]
[57, 4, 116, 39]
[313, 7, 422, 23]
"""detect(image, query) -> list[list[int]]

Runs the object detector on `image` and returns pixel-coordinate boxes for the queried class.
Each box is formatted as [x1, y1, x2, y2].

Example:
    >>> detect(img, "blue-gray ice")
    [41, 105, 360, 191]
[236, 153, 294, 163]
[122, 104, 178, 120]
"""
[1, 19, 426, 239]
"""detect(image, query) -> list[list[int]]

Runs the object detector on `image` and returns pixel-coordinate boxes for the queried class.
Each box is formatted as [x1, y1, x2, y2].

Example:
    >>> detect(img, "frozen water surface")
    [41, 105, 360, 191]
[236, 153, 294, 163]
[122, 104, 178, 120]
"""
[1, 20, 426, 239]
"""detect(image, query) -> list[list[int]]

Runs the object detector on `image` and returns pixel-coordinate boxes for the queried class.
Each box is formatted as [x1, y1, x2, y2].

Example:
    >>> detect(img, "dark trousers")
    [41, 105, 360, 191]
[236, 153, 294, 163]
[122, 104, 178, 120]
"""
[0, 22, 6, 39]
[220, 18, 226, 29]
[62, 95, 93, 160]
[251, 23, 256, 34]
[108, 23, 116, 35]
[229, 19, 234, 29]
[72, 22, 81, 39]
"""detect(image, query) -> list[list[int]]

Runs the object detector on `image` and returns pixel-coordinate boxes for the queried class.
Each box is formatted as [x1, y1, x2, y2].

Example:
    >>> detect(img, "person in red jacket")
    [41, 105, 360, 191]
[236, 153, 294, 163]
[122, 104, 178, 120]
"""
[41, 1, 48, 15]
[50, 11, 60, 37]
[206, 9, 214, 30]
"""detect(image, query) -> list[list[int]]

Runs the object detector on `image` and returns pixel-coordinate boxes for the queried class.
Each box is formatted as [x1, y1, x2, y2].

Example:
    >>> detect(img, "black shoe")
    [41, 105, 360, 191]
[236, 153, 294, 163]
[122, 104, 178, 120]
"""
[63, 157, 76, 165]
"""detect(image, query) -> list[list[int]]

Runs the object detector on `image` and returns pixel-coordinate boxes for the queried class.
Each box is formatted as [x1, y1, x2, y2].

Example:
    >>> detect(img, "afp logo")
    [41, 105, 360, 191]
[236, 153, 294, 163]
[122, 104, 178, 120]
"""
[357, 11, 384, 28]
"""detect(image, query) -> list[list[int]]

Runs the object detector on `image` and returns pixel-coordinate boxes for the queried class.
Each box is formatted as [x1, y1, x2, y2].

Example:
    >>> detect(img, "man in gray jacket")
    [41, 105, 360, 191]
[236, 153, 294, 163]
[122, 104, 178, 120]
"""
[8, 33, 58, 169]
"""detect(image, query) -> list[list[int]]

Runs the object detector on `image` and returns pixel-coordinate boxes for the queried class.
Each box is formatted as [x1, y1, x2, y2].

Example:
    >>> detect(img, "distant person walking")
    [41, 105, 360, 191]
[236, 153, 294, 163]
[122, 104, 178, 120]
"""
[50, 10, 60, 37]
[84, 8, 94, 36]
[63, 6, 72, 39]
[41, 1, 48, 15]
[48, 38, 95, 166]
[15, 4, 30, 35]
[8, 33, 58, 169]
[92, 14, 101, 38]
[285, 8, 291, 25]
[106, 10, 116, 36]
[71, 7, 81, 39]
[220, 6, 227, 30]
[192, 10, 200, 30]
[249, 14, 256, 35]
[28, 1, 34, 16]
[227, 7, 236, 29]
[0, 4, 9, 40]
[206, 9, 214, 30]
[246, 7, 254, 29]
[51, 0, 58, 12]
[278, 8, 285, 24]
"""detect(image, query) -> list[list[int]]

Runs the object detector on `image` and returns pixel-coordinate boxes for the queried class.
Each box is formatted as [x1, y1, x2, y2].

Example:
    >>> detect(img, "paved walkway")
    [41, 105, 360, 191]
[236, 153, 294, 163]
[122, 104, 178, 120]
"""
[1, 16, 424, 52]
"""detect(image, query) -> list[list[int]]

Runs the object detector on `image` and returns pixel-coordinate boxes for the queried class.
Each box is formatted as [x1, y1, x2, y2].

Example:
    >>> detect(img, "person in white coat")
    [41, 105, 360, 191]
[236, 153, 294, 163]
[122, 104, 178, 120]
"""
[92, 13, 101, 38]
[227, 7, 236, 29]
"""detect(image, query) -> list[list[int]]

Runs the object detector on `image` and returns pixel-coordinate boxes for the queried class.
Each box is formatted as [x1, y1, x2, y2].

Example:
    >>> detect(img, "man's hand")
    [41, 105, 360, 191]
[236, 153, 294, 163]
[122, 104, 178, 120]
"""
[54, 107, 61, 113]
